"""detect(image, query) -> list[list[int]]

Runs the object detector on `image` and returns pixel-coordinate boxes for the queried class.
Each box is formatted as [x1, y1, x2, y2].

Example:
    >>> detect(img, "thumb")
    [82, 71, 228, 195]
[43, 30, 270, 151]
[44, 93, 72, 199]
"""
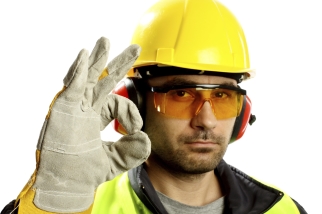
[100, 94, 151, 179]
[100, 94, 143, 133]
[103, 131, 151, 180]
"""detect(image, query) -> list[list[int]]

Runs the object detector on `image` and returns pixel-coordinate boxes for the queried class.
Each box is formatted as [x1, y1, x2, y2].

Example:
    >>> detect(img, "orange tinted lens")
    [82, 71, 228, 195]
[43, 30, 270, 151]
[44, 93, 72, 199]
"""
[208, 88, 243, 119]
[154, 88, 243, 119]
[154, 89, 196, 118]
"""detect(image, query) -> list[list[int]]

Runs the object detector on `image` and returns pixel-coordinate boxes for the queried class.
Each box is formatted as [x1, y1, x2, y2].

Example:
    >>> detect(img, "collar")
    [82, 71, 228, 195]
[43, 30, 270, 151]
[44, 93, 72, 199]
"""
[128, 160, 283, 214]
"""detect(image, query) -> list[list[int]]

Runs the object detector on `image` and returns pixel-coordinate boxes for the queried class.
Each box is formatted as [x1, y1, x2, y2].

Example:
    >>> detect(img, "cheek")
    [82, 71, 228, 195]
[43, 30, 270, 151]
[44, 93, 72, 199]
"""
[143, 93, 165, 138]
[144, 92, 159, 129]
[144, 93, 188, 145]
[220, 118, 236, 138]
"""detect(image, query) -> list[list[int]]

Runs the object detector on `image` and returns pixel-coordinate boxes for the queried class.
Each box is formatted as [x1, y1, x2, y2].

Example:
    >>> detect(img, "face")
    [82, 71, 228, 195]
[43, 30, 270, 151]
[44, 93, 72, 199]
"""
[144, 75, 237, 174]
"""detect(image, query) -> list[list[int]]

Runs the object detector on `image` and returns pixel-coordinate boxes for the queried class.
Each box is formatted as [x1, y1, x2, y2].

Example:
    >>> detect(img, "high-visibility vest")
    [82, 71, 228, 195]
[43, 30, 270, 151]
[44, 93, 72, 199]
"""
[91, 172, 300, 214]
[92, 172, 152, 213]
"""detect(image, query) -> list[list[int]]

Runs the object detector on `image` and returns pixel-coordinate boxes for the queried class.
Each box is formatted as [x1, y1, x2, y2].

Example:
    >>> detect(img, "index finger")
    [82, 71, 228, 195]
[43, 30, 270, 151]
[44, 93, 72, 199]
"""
[61, 49, 89, 102]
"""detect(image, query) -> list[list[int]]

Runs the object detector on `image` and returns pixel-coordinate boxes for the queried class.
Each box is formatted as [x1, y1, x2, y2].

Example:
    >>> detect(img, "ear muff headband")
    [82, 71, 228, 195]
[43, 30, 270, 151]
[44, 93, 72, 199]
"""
[112, 77, 255, 142]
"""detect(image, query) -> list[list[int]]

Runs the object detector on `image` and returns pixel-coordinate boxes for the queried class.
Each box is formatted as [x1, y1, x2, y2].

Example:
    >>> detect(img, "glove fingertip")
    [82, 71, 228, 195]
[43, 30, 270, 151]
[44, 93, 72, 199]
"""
[130, 44, 141, 56]
[63, 49, 89, 87]
[97, 36, 110, 45]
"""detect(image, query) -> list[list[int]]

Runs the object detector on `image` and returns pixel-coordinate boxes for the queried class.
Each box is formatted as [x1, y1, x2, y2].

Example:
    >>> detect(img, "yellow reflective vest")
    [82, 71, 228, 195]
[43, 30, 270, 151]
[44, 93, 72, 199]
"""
[2, 160, 306, 214]
[91, 160, 306, 214]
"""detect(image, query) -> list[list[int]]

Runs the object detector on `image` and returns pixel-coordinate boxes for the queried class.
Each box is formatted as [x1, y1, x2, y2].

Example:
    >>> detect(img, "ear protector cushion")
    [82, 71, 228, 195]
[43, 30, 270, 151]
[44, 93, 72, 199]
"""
[230, 95, 255, 143]
[112, 77, 255, 142]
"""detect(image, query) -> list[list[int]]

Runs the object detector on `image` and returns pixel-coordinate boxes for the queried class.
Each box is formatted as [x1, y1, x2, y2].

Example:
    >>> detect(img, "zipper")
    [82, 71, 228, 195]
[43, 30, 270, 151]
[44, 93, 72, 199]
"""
[140, 184, 166, 214]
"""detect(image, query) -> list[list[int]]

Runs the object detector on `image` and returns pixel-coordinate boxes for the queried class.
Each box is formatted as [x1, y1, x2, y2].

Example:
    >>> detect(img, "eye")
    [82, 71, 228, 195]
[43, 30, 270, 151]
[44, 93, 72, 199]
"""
[168, 89, 195, 102]
[211, 88, 238, 99]
[214, 92, 228, 98]
[175, 90, 190, 97]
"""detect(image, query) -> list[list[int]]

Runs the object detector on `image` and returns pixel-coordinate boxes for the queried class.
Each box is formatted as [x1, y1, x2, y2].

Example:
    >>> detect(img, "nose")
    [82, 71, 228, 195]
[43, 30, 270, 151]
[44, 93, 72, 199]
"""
[191, 100, 217, 130]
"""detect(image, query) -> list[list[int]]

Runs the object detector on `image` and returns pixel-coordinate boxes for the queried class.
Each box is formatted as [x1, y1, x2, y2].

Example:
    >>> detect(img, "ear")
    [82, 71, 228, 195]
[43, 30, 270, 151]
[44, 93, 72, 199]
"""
[230, 95, 256, 143]
[111, 77, 145, 134]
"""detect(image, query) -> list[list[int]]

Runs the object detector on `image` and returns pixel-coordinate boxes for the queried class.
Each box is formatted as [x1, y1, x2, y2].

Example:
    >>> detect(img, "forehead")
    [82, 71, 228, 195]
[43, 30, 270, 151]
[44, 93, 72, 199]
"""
[147, 75, 238, 86]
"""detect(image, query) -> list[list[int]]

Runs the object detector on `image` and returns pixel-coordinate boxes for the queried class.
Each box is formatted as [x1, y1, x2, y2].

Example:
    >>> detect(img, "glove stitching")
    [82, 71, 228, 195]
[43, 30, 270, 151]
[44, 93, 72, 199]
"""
[52, 109, 100, 119]
[108, 57, 137, 74]
[37, 189, 93, 197]
[35, 190, 92, 212]
[88, 50, 108, 72]
[42, 145, 101, 155]
[45, 138, 100, 146]
[56, 99, 79, 104]
[64, 54, 85, 87]
[54, 101, 80, 108]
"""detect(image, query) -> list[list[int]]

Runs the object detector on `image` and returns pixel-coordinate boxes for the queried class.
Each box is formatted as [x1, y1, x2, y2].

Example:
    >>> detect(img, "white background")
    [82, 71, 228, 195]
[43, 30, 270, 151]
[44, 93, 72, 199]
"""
[0, 0, 320, 213]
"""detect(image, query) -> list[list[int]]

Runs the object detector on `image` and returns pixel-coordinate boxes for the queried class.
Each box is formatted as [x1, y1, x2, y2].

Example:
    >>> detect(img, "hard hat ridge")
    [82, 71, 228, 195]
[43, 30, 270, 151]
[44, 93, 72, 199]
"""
[130, 0, 255, 79]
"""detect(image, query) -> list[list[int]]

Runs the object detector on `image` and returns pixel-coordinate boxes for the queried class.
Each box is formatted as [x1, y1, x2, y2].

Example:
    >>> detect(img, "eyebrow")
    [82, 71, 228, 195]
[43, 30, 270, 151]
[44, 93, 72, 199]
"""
[159, 77, 237, 88]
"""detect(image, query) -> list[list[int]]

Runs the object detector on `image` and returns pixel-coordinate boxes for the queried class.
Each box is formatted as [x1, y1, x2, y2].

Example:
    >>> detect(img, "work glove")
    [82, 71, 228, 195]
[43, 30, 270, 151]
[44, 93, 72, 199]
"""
[15, 37, 151, 213]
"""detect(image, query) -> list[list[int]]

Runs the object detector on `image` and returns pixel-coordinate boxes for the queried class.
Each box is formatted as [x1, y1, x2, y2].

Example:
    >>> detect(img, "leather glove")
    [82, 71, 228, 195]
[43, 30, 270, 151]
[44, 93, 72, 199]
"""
[15, 37, 151, 213]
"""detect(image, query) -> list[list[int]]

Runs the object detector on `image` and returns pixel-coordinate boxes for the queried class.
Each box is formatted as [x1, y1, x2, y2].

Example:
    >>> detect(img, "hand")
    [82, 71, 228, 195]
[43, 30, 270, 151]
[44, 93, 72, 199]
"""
[18, 37, 151, 213]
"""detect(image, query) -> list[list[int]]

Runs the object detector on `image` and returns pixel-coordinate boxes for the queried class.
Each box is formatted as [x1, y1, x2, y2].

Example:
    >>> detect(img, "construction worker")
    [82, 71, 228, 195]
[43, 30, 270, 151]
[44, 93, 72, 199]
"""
[1, 0, 307, 213]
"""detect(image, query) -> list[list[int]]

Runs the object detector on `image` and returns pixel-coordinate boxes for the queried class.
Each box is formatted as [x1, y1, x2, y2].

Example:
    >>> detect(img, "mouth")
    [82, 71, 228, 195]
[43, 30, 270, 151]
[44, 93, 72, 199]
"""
[185, 141, 219, 147]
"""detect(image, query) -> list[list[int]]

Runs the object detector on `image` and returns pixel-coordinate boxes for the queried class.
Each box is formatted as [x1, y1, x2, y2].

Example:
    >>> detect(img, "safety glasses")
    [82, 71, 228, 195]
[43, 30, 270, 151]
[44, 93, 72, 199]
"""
[150, 84, 246, 120]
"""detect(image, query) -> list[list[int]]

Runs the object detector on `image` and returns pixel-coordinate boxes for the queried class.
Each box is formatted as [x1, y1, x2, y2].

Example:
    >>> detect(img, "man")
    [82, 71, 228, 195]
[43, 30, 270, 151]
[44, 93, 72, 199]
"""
[1, 0, 307, 213]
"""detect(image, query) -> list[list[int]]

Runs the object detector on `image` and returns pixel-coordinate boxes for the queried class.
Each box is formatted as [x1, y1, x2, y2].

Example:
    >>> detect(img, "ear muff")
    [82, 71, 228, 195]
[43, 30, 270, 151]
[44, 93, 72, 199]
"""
[230, 95, 256, 143]
[112, 77, 256, 141]
[111, 77, 145, 134]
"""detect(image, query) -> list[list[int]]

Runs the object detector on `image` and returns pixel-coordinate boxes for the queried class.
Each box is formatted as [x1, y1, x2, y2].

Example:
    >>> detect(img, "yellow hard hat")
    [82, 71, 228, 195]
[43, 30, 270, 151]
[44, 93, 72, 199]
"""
[131, 0, 255, 80]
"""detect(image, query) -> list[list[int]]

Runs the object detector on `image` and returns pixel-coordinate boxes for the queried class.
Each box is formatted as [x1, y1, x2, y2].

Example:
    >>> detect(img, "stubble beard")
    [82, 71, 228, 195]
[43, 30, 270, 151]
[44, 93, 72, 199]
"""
[149, 130, 228, 176]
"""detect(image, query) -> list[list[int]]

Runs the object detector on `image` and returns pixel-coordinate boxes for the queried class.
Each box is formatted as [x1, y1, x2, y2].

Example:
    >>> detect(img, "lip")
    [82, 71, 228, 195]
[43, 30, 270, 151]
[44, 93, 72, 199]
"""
[185, 141, 219, 147]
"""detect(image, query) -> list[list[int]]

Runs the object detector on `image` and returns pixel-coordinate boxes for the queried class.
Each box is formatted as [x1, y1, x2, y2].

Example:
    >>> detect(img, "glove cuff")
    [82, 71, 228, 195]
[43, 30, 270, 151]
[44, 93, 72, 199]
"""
[33, 189, 94, 213]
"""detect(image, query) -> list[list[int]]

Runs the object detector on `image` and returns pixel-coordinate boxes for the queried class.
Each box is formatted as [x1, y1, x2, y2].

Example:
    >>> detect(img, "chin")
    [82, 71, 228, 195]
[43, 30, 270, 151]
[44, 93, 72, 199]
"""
[171, 151, 224, 174]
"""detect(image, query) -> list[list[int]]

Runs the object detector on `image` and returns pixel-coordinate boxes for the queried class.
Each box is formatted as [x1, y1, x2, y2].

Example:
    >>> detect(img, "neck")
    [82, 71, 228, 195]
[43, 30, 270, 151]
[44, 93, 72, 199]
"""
[145, 155, 223, 206]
